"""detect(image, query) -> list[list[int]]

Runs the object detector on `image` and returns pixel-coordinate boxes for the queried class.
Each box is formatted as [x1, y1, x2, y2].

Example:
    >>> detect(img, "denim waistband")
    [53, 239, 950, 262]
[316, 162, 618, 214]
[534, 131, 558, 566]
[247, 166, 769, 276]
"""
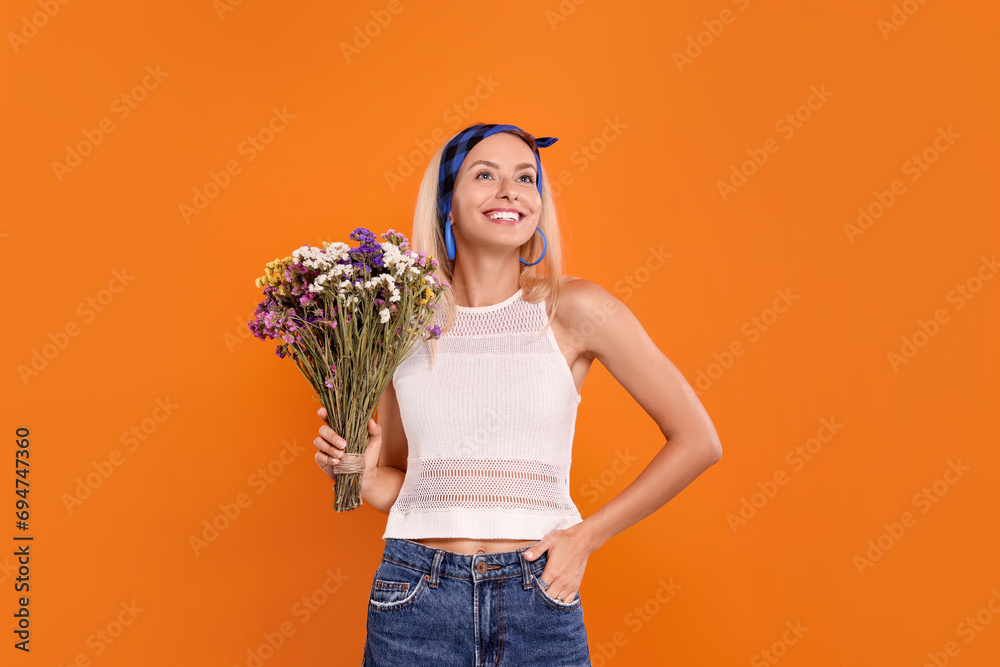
[382, 538, 548, 588]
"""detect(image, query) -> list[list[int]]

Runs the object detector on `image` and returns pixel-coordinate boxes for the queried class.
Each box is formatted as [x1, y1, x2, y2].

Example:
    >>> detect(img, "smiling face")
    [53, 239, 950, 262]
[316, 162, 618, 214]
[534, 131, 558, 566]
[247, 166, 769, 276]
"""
[449, 132, 542, 255]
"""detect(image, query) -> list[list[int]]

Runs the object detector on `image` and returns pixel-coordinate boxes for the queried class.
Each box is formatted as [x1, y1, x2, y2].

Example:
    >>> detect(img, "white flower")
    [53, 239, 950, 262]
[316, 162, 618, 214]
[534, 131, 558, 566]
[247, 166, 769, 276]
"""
[382, 242, 418, 277]
[308, 274, 328, 293]
[324, 241, 350, 257]
[293, 245, 334, 271]
[379, 308, 391, 323]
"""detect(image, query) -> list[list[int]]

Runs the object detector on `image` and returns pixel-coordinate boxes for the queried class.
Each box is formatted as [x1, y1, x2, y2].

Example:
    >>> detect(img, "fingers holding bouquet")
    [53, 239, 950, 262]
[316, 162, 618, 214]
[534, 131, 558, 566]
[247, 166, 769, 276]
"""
[314, 407, 382, 488]
[313, 405, 346, 476]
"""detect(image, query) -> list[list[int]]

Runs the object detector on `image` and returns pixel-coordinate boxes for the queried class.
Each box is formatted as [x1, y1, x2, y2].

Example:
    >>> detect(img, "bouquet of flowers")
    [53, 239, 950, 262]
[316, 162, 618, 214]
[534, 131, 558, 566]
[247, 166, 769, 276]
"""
[249, 227, 448, 512]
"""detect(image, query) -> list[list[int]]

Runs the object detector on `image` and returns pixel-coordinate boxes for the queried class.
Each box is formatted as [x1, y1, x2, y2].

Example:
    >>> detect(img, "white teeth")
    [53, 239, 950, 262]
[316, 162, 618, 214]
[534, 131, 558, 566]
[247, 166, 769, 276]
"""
[487, 211, 519, 221]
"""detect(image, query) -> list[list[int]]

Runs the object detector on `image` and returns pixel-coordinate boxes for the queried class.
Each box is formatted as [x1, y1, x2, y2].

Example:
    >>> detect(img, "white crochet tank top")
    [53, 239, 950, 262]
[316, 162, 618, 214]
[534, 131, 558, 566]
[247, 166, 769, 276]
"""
[382, 286, 584, 540]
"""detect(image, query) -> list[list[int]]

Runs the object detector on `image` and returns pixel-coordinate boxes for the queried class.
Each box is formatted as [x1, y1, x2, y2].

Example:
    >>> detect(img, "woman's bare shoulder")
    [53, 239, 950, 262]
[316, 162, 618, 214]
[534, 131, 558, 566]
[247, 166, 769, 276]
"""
[554, 277, 627, 336]
[558, 276, 617, 310]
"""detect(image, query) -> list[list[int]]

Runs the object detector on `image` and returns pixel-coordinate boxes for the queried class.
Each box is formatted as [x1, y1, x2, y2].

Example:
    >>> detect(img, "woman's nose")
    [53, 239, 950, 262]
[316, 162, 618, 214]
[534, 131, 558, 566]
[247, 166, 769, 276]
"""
[497, 179, 518, 200]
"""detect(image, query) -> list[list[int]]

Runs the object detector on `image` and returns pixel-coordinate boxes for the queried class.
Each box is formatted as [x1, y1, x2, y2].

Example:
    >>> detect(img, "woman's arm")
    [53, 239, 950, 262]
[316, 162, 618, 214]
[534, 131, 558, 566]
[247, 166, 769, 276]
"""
[362, 466, 406, 514]
[562, 278, 723, 551]
[363, 380, 410, 513]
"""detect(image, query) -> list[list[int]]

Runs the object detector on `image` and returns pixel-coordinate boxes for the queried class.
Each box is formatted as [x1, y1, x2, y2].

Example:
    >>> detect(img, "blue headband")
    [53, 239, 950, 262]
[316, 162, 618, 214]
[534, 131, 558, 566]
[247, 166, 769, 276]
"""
[437, 123, 558, 226]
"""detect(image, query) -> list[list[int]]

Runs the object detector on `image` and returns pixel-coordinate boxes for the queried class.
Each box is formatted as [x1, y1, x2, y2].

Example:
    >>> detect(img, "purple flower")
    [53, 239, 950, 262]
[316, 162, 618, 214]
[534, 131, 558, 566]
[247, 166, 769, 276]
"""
[348, 227, 386, 271]
[350, 227, 377, 244]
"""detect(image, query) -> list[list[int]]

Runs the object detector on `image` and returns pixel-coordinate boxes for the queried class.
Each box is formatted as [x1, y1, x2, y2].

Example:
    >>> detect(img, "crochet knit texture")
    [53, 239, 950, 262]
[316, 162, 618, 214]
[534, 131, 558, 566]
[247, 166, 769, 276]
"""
[383, 286, 584, 540]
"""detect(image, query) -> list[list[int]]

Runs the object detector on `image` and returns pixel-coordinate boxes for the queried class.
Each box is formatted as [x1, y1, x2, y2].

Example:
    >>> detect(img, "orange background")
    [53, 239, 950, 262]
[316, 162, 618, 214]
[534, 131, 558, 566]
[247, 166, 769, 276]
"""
[4, 0, 999, 665]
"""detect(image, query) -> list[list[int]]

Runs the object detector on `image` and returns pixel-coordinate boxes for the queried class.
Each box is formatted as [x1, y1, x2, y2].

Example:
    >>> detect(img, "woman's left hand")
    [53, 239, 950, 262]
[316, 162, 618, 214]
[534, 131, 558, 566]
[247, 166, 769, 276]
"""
[522, 523, 597, 604]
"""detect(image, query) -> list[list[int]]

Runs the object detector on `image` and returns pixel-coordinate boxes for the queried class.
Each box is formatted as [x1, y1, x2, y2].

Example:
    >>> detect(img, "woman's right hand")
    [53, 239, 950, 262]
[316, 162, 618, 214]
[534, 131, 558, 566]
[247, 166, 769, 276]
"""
[314, 407, 383, 494]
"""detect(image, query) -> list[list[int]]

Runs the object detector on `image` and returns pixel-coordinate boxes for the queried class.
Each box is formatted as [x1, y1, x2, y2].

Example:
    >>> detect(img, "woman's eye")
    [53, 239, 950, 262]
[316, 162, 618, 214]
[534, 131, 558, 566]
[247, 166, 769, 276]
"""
[475, 170, 535, 184]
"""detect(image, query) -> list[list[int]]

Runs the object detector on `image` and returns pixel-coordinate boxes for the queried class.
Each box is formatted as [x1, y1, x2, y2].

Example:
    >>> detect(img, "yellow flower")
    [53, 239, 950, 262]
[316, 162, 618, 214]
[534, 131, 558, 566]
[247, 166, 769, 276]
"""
[255, 256, 295, 288]
[418, 285, 433, 305]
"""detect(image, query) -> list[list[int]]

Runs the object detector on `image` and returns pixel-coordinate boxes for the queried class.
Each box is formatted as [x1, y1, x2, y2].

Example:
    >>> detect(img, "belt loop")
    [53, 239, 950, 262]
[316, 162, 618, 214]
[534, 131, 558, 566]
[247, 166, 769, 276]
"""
[519, 549, 532, 590]
[428, 550, 444, 588]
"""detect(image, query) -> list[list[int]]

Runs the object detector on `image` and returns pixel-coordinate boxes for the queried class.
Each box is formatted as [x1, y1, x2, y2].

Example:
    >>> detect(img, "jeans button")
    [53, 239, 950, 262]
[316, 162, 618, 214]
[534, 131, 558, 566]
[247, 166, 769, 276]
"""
[475, 561, 487, 574]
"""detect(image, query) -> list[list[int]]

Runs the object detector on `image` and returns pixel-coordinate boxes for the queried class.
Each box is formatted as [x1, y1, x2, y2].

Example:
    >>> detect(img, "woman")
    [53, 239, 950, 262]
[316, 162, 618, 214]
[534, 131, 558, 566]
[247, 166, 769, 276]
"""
[313, 123, 723, 666]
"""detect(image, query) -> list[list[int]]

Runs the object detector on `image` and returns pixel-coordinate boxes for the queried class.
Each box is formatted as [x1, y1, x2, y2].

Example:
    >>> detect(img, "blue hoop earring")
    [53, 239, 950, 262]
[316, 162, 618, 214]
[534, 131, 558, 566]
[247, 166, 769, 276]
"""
[445, 218, 456, 261]
[520, 227, 547, 266]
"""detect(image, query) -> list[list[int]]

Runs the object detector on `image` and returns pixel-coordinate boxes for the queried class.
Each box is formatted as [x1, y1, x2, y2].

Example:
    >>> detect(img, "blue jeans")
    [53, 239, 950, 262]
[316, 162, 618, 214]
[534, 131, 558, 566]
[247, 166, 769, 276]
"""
[363, 538, 592, 666]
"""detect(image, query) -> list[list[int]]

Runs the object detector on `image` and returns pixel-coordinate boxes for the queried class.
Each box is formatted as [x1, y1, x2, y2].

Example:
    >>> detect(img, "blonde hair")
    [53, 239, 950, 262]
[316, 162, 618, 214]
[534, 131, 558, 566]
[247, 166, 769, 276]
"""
[409, 127, 574, 363]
